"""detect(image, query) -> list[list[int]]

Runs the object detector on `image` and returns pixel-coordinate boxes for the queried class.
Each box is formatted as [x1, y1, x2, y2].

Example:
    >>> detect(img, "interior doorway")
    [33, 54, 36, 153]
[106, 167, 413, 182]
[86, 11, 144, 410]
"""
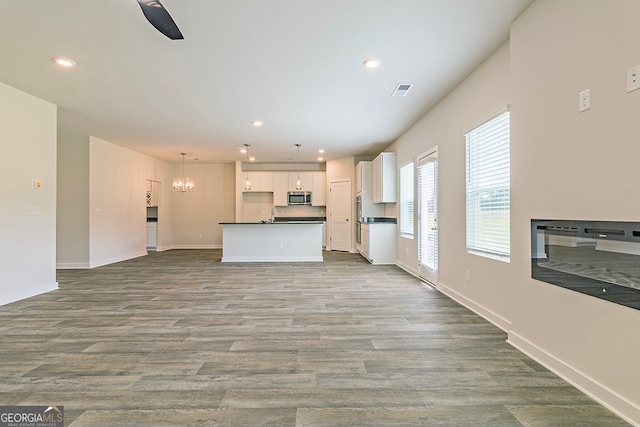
[328, 179, 352, 251]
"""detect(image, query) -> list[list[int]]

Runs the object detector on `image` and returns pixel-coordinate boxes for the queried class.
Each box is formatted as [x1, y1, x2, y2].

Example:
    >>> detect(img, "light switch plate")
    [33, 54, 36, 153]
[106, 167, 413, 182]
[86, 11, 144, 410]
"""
[579, 89, 591, 112]
[627, 65, 640, 93]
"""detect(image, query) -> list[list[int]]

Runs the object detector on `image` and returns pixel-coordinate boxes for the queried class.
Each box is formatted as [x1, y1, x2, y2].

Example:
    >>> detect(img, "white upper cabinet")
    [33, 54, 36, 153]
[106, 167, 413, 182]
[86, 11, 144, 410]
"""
[311, 171, 326, 206]
[372, 152, 397, 203]
[243, 171, 273, 192]
[273, 172, 289, 206]
[288, 171, 313, 192]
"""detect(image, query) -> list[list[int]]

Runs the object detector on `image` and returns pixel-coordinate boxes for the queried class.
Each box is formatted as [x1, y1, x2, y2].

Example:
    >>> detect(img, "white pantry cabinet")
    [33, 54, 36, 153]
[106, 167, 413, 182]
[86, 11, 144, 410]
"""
[312, 171, 326, 206]
[372, 152, 397, 203]
[273, 172, 289, 206]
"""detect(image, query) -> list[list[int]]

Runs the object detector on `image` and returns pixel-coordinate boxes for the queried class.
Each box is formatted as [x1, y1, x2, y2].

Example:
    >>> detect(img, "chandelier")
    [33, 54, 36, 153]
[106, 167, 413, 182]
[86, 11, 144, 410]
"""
[173, 153, 194, 192]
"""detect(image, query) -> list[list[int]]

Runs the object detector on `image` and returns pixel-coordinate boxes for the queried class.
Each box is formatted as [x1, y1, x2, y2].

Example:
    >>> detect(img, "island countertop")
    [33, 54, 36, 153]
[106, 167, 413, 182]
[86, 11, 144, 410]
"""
[219, 222, 323, 262]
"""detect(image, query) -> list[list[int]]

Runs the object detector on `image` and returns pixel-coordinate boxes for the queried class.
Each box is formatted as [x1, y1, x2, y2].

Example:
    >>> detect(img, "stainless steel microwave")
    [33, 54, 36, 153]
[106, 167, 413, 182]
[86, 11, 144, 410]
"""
[287, 191, 312, 205]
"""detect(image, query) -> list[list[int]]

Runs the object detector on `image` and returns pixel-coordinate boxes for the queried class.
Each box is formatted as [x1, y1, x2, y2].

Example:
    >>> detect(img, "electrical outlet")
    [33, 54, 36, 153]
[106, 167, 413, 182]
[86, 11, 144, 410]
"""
[278, 242, 284, 249]
[579, 89, 591, 112]
[627, 65, 640, 93]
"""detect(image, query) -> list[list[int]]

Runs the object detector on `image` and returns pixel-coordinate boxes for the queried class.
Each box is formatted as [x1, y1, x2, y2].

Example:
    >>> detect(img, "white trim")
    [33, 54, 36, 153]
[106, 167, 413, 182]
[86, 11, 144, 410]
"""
[462, 104, 510, 135]
[396, 260, 418, 277]
[436, 281, 512, 332]
[507, 332, 640, 427]
[394, 264, 510, 331]
[169, 244, 222, 250]
[89, 250, 148, 268]
[57, 262, 91, 269]
[0, 281, 58, 307]
[395, 256, 640, 425]
[416, 146, 438, 165]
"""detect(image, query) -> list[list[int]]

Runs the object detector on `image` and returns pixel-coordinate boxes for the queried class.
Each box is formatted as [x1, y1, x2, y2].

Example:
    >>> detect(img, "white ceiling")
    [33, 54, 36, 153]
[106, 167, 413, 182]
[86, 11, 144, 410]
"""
[0, 0, 532, 164]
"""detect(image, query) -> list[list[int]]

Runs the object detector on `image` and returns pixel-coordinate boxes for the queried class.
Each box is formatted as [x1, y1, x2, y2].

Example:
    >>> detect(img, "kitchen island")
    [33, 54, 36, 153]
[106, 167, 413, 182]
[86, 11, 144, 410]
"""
[219, 222, 323, 262]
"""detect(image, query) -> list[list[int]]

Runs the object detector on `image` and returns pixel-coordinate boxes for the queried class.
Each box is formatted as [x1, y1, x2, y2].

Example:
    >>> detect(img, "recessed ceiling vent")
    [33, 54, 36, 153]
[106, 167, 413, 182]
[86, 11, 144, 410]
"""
[392, 83, 413, 96]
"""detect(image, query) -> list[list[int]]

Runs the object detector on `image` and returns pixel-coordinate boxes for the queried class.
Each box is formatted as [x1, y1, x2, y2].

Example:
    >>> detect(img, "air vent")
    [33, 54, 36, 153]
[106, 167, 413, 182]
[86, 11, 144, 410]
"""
[392, 83, 413, 96]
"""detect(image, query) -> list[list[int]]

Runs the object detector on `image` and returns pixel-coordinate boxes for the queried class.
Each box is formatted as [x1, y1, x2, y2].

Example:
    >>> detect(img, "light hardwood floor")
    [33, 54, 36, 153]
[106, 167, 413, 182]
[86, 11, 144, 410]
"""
[0, 250, 629, 426]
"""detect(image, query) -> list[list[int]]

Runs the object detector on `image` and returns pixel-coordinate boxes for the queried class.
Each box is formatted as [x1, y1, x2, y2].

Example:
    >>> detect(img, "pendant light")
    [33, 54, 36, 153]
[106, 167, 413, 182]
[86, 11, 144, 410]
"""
[173, 153, 194, 193]
[244, 144, 252, 191]
[295, 143, 302, 190]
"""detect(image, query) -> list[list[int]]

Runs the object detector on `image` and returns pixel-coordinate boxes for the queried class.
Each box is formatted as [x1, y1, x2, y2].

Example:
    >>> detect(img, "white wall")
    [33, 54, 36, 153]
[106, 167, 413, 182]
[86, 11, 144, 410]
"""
[89, 136, 149, 267]
[170, 162, 235, 248]
[386, 1, 640, 423]
[57, 131, 89, 267]
[57, 135, 236, 261]
[388, 41, 512, 328]
[509, 1, 640, 423]
[0, 82, 57, 305]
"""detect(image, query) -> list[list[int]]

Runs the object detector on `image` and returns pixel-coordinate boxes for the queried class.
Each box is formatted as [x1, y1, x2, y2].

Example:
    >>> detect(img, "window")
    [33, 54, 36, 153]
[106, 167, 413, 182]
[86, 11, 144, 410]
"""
[399, 162, 414, 237]
[465, 109, 510, 260]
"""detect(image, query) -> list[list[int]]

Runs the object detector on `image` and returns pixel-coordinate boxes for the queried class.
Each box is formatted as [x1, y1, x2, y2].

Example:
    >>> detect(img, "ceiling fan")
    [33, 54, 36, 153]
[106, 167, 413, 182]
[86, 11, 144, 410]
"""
[135, 0, 183, 40]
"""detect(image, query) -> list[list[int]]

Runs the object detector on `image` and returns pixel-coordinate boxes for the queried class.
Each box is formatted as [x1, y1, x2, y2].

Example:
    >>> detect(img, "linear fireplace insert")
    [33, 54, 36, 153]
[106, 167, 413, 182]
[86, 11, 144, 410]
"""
[531, 219, 640, 311]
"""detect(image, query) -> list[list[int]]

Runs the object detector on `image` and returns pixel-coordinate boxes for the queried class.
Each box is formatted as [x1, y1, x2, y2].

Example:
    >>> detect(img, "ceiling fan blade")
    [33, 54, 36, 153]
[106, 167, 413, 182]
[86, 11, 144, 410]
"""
[135, 0, 183, 40]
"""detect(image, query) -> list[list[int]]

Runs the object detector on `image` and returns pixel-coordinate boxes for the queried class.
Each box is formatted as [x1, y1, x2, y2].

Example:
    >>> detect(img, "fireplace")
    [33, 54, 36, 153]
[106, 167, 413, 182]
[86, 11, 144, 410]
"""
[531, 219, 640, 311]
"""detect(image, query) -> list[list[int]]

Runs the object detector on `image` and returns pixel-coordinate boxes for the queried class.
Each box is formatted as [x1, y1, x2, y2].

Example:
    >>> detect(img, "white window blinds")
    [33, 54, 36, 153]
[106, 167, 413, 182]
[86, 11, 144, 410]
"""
[418, 156, 437, 271]
[465, 110, 510, 260]
[399, 162, 414, 236]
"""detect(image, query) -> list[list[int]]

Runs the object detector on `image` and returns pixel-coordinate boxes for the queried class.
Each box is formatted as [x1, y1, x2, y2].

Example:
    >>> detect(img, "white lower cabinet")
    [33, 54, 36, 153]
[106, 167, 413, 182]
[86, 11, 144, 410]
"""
[360, 224, 370, 260]
[359, 222, 396, 264]
[146, 223, 157, 250]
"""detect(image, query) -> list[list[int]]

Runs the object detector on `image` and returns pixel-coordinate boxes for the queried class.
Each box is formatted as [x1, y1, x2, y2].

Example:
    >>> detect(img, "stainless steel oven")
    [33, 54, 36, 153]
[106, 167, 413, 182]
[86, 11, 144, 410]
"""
[355, 196, 362, 244]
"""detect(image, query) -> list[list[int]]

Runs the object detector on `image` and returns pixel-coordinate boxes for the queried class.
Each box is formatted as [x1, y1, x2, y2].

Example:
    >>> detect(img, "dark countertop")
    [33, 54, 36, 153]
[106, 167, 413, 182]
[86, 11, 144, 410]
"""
[273, 216, 326, 222]
[361, 217, 397, 224]
[219, 221, 323, 225]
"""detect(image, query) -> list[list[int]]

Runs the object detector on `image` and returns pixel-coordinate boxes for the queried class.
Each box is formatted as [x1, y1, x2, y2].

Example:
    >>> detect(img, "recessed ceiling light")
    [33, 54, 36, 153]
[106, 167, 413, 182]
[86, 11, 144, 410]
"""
[251, 120, 263, 127]
[240, 148, 247, 153]
[53, 57, 76, 67]
[318, 157, 324, 161]
[249, 156, 255, 161]
[363, 58, 380, 69]
[318, 149, 325, 154]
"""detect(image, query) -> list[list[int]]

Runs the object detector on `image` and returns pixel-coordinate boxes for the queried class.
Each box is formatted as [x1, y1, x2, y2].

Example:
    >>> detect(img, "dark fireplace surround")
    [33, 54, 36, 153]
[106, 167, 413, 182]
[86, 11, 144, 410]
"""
[531, 219, 640, 311]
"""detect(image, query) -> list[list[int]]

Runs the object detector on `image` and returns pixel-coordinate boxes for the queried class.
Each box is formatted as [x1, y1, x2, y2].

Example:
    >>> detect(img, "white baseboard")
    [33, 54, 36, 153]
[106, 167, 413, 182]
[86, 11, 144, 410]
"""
[392, 262, 639, 426]
[508, 332, 640, 426]
[396, 260, 418, 277]
[90, 250, 148, 268]
[435, 281, 512, 332]
[0, 281, 58, 307]
[56, 262, 91, 269]
[170, 244, 222, 250]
